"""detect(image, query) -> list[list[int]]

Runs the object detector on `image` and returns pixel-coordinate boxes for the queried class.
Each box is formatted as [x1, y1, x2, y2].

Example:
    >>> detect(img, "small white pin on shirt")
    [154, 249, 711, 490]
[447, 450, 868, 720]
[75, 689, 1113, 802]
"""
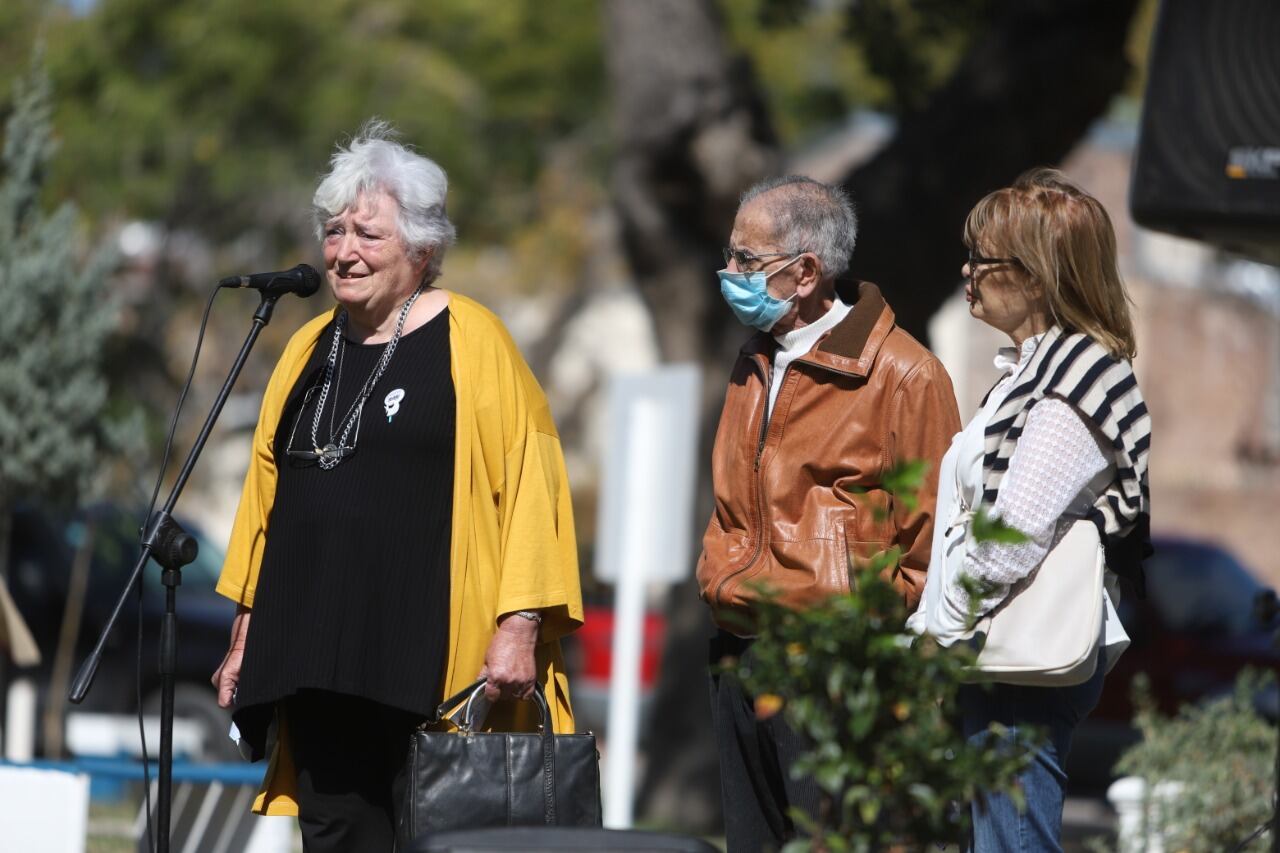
[384, 388, 406, 422]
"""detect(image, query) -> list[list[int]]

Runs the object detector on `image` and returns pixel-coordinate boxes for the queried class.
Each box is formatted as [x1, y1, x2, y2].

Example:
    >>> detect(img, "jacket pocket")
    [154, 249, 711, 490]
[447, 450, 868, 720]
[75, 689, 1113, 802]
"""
[697, 517, 754, 605]
[844, 519, 893, 577]
[845, 486, 894, 543]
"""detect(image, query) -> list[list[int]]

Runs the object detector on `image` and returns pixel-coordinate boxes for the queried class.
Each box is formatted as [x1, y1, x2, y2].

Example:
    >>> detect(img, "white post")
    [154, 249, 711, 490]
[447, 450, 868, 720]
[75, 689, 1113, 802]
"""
[603, 398, 662, 829]
[595, 365, 700, 829]
[4, 677, 37, 762]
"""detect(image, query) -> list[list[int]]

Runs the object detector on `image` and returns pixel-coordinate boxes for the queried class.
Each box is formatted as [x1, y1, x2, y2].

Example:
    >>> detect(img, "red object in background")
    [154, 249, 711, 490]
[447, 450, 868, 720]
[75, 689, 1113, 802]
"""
[576, 605, 667, 690]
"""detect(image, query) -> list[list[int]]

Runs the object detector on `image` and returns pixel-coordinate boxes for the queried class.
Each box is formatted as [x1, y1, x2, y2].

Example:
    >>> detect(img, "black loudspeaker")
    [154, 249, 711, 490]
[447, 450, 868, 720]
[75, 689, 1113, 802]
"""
[1130, 0, 1280, 263]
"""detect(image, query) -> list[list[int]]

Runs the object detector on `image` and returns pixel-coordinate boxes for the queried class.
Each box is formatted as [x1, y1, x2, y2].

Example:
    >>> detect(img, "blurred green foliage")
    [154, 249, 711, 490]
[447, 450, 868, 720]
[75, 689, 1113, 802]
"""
[0, 0, 1007, 253]
[722, 0, 987, 143]
[1114, 670, 1278, 852]
[736, 564, 1035, 851]
[732, 461, 1037, 850]
[2, 0, 606, 249]
[0, 0, 1160, 262]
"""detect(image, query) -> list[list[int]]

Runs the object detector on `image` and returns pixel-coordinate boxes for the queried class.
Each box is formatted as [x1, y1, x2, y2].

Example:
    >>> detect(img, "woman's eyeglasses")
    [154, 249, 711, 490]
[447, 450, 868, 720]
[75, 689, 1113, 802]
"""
[967, 249, 1022, 274]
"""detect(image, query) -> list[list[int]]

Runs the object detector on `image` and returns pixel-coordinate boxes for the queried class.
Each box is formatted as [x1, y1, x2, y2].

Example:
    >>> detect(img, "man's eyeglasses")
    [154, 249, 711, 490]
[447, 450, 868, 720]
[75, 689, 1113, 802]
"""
[722, 247, 794, 270]
[967, 249, 1022, 274]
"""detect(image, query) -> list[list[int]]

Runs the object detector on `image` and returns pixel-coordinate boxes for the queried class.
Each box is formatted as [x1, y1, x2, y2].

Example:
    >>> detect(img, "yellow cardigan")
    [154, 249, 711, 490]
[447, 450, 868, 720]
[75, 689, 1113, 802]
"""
[215, 292, 584, 816]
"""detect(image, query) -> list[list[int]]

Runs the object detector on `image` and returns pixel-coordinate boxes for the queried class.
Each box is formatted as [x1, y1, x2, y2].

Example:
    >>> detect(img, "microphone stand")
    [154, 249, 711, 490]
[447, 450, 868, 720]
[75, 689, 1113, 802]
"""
[69, 292, 282, 853]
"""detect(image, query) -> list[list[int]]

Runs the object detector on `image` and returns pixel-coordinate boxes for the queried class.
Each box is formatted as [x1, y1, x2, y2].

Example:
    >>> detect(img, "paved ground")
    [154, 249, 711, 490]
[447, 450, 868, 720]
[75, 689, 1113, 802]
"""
[693, 797, 1120, 851]
[1063, 795, 1118, 851]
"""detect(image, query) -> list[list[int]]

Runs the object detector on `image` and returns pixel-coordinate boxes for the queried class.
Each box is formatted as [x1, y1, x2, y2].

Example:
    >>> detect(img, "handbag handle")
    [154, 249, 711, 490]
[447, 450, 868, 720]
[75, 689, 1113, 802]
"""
[429, 678, 554, 733]
[427, 678, 559, 824]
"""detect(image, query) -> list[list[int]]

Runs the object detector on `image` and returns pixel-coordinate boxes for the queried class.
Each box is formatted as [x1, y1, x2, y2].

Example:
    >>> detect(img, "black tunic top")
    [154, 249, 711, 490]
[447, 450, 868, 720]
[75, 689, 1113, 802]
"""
[236, 308, 454, 724]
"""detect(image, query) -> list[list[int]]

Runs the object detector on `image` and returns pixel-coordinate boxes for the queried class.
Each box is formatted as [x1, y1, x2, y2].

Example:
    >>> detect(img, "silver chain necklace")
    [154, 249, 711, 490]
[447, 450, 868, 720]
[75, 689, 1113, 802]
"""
[327, 330, 347, 442]
[309, 283, 426, 469]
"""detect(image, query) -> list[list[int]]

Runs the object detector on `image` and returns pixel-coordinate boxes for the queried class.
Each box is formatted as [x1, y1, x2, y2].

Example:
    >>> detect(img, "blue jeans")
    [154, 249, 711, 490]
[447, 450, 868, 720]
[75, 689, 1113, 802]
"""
[959, 655, 1107, 852]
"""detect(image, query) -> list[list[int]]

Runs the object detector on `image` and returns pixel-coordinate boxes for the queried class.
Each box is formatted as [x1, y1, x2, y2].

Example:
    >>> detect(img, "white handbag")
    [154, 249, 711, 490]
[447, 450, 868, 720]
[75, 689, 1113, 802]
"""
[963, 517, 1105, 686]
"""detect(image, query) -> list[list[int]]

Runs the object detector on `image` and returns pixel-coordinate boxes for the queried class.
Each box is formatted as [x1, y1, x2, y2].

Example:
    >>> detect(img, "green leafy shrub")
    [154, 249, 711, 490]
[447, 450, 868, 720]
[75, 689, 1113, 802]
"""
[727, 462, 1038, 851]
[1115, 670, 1277, 852]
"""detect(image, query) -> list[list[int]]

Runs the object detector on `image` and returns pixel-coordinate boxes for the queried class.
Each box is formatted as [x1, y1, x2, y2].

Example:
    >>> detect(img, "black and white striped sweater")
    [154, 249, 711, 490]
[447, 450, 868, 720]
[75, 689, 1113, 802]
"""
[980, 326, 1153, 592]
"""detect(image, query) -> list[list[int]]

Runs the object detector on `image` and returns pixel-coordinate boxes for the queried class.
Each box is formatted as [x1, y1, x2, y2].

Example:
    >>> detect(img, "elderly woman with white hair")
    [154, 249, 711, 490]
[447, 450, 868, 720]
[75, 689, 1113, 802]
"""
[210, 121, 584, 851]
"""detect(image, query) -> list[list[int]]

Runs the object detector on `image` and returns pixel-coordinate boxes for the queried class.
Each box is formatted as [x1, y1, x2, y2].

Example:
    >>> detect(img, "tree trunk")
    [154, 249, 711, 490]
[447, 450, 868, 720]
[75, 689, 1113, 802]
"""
[0, 502, 11, 585]
[604, 0, 782, 830]
[0, 503, 11, 744]
[605, 0, 780, 367]
[42, 519, 95, 758]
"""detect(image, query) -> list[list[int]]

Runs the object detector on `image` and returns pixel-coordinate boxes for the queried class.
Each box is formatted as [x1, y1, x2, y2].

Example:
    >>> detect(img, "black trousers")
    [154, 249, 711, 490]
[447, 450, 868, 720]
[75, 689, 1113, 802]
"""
[708, 632, 823, 853]
[283, 689, 423, 853]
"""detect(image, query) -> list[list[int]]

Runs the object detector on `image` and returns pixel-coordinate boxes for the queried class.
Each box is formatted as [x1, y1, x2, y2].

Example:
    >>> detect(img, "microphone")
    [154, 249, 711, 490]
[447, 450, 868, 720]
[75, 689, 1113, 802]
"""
[219, 264, 322, 297]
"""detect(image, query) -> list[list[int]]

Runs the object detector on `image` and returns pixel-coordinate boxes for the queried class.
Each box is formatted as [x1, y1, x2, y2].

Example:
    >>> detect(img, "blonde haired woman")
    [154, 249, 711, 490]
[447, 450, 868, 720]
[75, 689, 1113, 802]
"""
[908, 168, 1151, 851]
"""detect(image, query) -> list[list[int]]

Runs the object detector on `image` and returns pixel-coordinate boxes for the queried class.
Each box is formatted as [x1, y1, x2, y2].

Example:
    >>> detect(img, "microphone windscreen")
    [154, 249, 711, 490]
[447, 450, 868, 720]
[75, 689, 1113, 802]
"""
[294, 264, 322, 297]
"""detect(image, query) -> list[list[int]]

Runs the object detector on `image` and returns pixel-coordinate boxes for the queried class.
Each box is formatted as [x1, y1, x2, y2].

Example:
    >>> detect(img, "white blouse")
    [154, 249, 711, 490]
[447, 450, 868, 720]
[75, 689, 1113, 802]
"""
[906, 335, 1130, 665]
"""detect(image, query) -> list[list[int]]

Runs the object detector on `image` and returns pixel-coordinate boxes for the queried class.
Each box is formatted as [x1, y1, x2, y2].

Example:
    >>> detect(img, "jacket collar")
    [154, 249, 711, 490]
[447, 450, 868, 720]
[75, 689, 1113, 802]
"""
[739, 281, 895, 378]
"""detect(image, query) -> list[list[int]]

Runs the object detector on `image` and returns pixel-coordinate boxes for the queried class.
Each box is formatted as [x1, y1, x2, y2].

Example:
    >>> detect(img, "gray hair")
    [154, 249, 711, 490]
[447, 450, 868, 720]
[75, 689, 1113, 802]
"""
[312, 119, 457, 284]
[740, 175, 857, 279]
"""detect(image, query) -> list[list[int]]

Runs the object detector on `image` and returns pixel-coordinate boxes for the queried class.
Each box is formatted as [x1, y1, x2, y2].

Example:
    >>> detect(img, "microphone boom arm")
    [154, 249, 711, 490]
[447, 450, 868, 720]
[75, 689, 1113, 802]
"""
[69, 290, 283, 853]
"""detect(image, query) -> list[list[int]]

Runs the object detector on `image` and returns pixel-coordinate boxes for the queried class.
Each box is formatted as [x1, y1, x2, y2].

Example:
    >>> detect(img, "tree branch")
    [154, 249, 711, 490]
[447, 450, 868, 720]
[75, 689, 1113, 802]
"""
[844, 0, 1140, 337]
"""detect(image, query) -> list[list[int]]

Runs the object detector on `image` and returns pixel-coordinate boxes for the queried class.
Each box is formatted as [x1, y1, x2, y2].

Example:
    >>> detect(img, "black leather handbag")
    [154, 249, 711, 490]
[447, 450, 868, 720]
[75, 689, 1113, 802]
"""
[397, 678, 602, 845]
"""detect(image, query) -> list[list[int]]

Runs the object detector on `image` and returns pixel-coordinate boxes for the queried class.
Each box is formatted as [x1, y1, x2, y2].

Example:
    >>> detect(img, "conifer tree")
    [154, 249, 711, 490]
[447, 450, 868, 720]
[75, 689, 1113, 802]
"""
[0, 51, 119, 583]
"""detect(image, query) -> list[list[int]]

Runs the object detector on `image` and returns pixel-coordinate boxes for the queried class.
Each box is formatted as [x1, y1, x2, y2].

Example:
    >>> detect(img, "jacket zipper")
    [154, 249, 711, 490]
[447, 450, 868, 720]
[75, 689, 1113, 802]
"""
[754, 382, 772, 470]
[711, 318, 875, 606]
[714, 358, 780, 607]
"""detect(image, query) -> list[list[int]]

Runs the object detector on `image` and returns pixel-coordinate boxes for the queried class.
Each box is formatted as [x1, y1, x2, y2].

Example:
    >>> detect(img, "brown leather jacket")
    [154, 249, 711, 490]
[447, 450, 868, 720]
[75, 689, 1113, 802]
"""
[696, 281, 961, 632]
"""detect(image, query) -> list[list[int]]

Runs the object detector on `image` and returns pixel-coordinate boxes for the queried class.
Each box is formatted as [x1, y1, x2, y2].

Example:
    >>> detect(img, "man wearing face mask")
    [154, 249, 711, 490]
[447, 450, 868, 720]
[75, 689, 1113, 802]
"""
[697, 176, 961, 851]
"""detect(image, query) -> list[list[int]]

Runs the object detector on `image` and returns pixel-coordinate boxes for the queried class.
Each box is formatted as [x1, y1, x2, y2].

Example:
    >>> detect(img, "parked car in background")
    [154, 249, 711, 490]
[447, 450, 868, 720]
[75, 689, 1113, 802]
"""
[1067, 536, 1280, 792]
[7, 503, 238, 760]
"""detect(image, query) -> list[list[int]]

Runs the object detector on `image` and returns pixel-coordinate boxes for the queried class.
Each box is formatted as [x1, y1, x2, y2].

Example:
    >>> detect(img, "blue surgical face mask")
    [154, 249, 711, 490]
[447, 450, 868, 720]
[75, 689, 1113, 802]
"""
[717, 255, 803, 332]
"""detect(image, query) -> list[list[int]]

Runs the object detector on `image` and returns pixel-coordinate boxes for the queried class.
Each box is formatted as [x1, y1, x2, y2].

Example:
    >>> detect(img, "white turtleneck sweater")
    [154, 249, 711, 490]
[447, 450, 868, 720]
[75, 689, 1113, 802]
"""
[767, 297, 853, 417]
